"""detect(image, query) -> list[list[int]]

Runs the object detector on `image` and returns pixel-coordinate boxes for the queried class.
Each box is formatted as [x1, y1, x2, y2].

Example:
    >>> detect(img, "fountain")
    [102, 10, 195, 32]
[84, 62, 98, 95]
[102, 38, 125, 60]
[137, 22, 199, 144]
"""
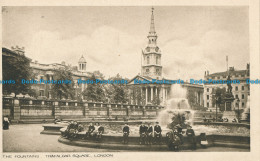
[241, 96, 250, 123]
[157, 84, 194, 129]
[53, 83, 250, 151]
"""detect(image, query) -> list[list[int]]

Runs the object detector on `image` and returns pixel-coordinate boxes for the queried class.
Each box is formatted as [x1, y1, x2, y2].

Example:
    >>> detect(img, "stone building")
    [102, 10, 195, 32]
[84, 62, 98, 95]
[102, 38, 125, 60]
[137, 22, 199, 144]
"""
[3, 46, 90, 99]
[204, 64, 250, 111]
[128, 8, 204, 107]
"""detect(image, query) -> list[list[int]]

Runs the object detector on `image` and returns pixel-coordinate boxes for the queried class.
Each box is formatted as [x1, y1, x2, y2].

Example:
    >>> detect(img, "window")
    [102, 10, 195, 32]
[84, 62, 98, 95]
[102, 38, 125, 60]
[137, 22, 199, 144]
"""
[242, 86, 244, 90]
[156, 69, 159, 73]
[207, 88, 209, 92]
[207, 102, 209, 107]
[235, 86, 238, 91]
[146, 69, 149, 72]
[242, 94, 245, 99]
[235, 95, 238, 99]
[147, 56, 150, 64]
[236, 102, 239, 107]
[207, 95, 209, 100]
[242, 102, 245, 108]
[156, 56, 159, 64]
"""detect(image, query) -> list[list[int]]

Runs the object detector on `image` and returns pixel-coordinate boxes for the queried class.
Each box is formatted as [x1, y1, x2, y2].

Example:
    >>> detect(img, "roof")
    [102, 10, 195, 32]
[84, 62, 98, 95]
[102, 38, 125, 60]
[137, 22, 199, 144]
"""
[78, 55, 86, 63]
[207, 70, 248, 77]
[2, 47, 32, 61]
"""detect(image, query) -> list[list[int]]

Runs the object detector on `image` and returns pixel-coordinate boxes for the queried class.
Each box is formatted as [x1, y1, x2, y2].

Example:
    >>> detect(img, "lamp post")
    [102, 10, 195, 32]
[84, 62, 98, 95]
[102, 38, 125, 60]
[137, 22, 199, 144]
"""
[237, 98, 240, 122]
[212, 93, 219, 122]
[216, 95, 221, 122]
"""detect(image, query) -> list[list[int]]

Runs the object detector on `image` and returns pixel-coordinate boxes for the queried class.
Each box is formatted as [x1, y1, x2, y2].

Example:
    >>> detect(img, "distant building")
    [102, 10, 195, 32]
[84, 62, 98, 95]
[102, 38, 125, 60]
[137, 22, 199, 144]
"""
[3, 46, 90, 99]
[204, 64, 250, 111]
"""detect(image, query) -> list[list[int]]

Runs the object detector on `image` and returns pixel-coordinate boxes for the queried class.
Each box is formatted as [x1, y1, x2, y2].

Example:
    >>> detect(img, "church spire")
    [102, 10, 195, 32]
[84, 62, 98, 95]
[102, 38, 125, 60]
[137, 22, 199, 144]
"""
[149, 7, 156, 36]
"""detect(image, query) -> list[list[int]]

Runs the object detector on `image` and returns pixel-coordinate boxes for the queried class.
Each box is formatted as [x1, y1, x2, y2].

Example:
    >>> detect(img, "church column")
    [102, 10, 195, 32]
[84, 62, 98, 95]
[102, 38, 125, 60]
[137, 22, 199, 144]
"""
[155, 87, 158, 103]
[165, 88, 167, 102]
[162, 87, 165, 104]
[145, 87, 148, 105]
[151, 86, 153, 103]
[140, 87, 142, 105]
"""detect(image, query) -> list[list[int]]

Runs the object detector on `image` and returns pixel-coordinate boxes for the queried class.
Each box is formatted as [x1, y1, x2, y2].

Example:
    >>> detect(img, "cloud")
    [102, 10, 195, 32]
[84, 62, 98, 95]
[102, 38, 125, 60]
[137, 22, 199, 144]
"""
[161, 29, 249, 80]
[26, 26, 144, 78]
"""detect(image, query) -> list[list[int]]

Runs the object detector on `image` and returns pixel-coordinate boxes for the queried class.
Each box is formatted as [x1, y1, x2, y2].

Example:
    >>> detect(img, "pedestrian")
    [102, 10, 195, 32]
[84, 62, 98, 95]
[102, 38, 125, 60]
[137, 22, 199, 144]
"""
[146, 123, 153, 145]
[186, 125, 196, 150]
[3, 116, 10, 130]
[154, 121, 162, 144]
[122, 122, 130, 144]
[139, 122, 147, 145]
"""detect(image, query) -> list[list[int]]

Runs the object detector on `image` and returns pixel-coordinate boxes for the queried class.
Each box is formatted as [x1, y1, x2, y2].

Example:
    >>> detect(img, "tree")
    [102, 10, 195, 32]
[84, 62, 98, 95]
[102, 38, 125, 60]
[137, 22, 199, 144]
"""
[2, 49, 34, 97]
[51, 67, 75, 100]
[107, 74, 129, 104]
[212, 87, 226, 111]
[83, 71, 106, 102]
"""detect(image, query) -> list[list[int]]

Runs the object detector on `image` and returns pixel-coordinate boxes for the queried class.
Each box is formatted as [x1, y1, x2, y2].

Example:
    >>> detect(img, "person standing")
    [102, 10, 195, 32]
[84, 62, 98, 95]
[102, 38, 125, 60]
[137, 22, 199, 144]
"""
[146, 123, 153, 145]
[154, 121, 162, 144]
[122, 122, 130, 144]
[139, 122, 147, 145]
[3, 116, 10, 130]
[186, 125, 196, 150]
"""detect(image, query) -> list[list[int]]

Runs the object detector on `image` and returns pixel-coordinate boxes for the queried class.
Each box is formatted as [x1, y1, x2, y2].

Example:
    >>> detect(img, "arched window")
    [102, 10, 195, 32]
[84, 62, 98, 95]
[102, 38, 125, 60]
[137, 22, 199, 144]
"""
[147, 56, 150, 64]
[156, 56, 159, 64]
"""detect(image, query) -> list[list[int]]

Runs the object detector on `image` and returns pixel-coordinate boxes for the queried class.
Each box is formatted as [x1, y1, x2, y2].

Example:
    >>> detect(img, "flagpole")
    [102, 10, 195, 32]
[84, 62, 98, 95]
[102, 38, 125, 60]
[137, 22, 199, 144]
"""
[141, 49, 143, 75]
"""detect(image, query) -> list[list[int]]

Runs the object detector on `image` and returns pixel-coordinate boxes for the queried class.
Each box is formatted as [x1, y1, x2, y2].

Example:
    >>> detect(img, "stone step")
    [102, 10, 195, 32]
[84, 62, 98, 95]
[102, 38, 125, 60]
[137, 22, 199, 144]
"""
[213, 141, 250, 149]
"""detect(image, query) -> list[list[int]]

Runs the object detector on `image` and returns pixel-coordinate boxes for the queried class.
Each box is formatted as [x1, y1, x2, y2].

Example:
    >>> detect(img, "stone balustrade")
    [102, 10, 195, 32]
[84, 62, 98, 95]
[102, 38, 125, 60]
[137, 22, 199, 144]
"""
[2, 97, 164, 121]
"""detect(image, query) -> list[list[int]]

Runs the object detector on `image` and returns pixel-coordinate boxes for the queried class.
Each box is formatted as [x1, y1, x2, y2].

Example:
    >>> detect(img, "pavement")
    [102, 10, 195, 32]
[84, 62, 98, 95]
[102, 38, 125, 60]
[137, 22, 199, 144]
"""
[3, 124, 249, 152]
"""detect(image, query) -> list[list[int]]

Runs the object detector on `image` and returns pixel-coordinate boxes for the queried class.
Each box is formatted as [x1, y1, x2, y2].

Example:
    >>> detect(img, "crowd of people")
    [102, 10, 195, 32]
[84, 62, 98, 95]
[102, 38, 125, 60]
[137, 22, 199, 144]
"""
[165, 124, 197, 151]
[62, 120, 206, 151]
[137, 121, 162, 145]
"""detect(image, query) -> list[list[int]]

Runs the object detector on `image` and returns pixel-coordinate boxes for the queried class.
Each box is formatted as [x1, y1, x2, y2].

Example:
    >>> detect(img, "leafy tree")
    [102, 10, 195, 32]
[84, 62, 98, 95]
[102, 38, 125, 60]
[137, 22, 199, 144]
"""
[107, 74, 129, 104]
[51, 67, 75, 100]
[2, 49, 34, 97]
[83, 71, 105, 102]
[186, 89, 196, 107]
[212, 87, 226, 111]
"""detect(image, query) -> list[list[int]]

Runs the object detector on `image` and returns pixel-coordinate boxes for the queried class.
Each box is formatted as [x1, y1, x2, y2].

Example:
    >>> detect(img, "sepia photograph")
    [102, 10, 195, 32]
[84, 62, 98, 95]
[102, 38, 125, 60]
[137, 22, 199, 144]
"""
[0, 0, 259, 160]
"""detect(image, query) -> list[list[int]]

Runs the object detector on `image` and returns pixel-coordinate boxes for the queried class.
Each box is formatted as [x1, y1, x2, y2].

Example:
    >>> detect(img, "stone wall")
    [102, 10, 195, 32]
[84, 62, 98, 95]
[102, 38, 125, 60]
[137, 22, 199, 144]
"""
[2, 97, 164, 121]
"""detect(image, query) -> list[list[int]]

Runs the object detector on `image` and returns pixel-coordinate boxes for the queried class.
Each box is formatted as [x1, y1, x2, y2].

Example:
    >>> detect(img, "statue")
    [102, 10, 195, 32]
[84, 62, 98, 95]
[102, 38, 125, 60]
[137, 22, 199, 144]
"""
[227, 75, 232, 93]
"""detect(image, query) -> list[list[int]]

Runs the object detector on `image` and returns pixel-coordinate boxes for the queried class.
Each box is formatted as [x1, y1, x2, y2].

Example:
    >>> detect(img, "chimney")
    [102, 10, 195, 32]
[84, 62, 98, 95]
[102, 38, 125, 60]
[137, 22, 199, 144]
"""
[247, 63, 250, 70]
[12, 46, 25, 55]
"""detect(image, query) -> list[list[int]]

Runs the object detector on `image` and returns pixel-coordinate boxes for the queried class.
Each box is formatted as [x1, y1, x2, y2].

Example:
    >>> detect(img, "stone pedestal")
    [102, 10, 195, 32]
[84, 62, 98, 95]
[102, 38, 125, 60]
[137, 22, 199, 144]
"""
[224, 97, 235, 111]
[84, 102, 90, 117]
[54, 101, 60, 119]
[13, 99, 20, 122]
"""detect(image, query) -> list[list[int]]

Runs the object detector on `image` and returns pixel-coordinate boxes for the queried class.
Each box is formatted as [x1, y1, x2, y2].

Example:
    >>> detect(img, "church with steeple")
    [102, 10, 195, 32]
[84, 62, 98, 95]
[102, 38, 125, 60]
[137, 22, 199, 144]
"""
[128, 7, 204, 107]
[141, 7, 162, 80]
[128, 7, 171, 106]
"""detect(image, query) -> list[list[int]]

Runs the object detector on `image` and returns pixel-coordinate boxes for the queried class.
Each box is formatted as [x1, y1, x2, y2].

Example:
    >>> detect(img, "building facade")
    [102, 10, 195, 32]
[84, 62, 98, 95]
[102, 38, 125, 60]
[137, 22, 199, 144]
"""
[3, 46, 90, 100]
[204, 64, 250, 111]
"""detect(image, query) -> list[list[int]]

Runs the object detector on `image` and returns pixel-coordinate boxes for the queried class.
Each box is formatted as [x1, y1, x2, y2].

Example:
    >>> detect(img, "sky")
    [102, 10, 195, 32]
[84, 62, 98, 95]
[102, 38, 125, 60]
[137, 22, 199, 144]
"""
[2, 6, 249, 80]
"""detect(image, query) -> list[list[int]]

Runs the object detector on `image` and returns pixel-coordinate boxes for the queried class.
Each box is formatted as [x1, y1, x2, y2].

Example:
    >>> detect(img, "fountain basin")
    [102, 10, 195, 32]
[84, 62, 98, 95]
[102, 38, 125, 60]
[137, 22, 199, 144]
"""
[58, 127, 250, 151]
